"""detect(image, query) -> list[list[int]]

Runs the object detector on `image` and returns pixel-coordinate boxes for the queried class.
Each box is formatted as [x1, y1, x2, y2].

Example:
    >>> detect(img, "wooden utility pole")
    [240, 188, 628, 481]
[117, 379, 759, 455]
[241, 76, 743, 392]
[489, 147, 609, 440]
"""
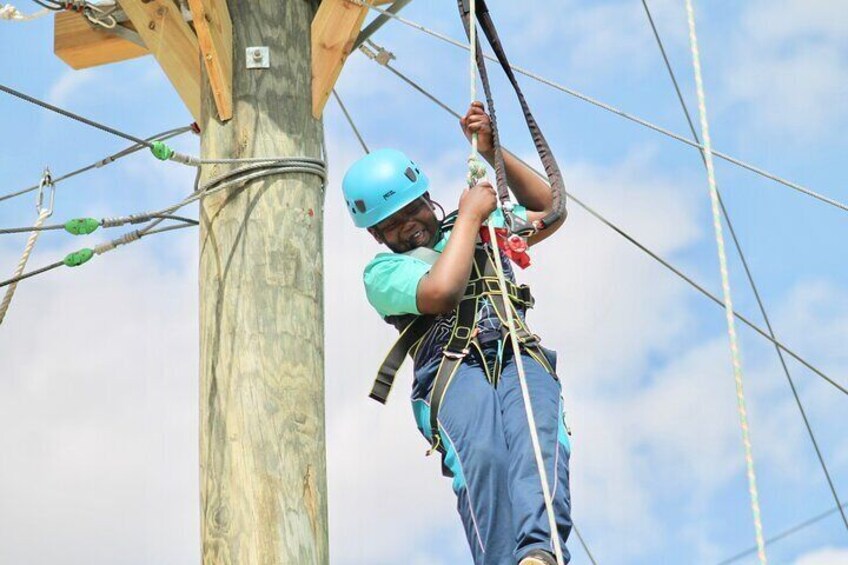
[198, 2, 328, 563]
[53, 1, 402, 561]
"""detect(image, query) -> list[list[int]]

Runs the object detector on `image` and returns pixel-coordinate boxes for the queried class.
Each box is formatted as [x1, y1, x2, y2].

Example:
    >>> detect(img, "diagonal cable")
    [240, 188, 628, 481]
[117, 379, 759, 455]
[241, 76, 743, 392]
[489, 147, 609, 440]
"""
[332, 90, 370, 154]
[640, 0, 847, 533]
[0, 220, 196, 290]
[355, 42, 848, 398]
[572, 524, 599, 565]
[363, 4, 848, 214]
[0, 82, 152, 146]
[0, 126, 193, 204]
[716, 501, 848, 565]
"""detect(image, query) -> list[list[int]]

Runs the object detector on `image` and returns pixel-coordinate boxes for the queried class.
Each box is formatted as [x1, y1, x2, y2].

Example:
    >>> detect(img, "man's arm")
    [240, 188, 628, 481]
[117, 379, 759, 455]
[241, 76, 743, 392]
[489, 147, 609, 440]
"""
[416, 182, 496, 314]
[461, 102, 566, 246]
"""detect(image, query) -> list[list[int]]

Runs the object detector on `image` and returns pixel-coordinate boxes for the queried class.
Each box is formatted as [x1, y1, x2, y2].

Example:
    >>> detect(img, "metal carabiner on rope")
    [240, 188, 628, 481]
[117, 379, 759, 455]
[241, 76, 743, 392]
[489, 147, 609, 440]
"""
[502, 201, 536, 238]
[36, 167, 55, 217]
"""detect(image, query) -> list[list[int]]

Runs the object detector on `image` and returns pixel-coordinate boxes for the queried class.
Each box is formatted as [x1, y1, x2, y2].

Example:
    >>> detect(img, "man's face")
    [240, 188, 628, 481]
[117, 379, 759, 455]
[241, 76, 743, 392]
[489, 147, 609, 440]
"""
[368, 196, 440, 253]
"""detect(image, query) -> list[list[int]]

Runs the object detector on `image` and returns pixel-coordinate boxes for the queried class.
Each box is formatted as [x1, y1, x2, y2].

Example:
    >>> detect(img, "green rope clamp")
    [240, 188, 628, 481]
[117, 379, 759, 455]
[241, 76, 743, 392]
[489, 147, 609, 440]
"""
[150, 141, 174, 161]
[64, 218, 100, 235]
[63, 248, 94, 267]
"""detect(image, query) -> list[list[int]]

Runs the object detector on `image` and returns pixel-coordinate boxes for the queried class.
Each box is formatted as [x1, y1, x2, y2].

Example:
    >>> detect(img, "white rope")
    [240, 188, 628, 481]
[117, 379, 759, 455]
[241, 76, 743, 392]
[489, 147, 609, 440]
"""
[0, 207, 51, 325]
[0, 4, 49, 21]
[685, 2, 767, 563]
[465, 2, 564, 563]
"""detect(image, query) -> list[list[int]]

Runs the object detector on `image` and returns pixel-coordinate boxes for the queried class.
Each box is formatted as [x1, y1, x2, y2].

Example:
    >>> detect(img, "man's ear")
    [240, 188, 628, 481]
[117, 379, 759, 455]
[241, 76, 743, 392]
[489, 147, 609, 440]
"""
[367, 227, 385, 244]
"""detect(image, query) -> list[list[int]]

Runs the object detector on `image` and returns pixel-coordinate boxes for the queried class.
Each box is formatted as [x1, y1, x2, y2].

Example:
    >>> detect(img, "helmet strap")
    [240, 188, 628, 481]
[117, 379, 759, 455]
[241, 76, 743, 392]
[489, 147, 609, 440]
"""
[431, 200, 446, 223]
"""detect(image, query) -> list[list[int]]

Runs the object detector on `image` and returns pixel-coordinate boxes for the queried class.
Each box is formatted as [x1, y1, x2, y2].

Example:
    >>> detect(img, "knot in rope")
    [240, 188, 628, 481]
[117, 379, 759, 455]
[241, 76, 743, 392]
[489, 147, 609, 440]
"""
[467, 155, 487, 187]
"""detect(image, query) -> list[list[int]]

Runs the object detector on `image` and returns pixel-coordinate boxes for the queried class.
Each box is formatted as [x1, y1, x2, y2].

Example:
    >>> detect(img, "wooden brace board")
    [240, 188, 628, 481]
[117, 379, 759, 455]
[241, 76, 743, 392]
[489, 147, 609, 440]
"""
[118, 0, 202, 123]
[311, 0, 370, 118]
[54, 11, 149, 70]
[187, 0, 233, 121]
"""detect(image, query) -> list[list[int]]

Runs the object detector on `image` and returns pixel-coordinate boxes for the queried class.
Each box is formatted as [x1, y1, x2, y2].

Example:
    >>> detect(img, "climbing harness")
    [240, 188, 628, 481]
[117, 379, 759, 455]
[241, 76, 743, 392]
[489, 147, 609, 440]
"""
[685, 2, 766, 563]
[0, 168, 55, 325]
[369, 214, 545, 405]
[369, 213, 551, 435]
[368, 1, 568, 561]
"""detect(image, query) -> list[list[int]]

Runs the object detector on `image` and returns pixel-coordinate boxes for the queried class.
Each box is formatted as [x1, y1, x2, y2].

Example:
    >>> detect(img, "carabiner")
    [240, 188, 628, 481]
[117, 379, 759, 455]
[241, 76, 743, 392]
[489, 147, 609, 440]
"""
[36, 167, 56, 217]
[502, 201, 536, 238]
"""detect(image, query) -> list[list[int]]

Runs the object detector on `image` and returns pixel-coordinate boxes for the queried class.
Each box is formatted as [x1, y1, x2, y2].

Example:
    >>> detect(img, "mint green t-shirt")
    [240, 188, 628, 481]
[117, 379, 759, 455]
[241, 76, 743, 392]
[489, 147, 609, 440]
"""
[363, 207, 525, 318]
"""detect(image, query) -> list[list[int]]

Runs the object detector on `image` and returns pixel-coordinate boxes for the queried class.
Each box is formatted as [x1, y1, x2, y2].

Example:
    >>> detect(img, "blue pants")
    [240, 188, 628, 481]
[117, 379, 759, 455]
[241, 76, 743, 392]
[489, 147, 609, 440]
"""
[411, 345, 572, 564]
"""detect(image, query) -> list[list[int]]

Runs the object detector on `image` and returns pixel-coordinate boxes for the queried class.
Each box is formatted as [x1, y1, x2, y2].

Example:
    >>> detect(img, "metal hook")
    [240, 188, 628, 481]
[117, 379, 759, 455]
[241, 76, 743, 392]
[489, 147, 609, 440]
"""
[503, 207, 536, 238]
[36, 167, 55, 217]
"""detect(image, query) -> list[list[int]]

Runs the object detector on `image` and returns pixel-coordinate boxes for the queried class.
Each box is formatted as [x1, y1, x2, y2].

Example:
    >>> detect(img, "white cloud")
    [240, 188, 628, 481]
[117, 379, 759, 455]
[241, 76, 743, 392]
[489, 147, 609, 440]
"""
[498, 0, 687, 83]
[795, 547, 848, 565]
[523, 148, 703, 388]
[0, 238, 200, 565]
[722, 0, 848, 139]
[775, 279, 848, 371]
[46, 69, 98, 107]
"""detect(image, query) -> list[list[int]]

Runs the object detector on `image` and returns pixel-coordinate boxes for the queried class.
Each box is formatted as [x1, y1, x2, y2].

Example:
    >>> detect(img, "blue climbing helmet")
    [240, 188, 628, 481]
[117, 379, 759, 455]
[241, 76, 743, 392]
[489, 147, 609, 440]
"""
[342, 148, 429, 228]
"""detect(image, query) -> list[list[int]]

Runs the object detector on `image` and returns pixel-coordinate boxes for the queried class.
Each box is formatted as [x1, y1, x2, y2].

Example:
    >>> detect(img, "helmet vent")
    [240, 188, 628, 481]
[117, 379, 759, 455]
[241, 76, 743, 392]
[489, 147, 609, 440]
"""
[404, 167, 417, 182]
[355, 199, 367, 213]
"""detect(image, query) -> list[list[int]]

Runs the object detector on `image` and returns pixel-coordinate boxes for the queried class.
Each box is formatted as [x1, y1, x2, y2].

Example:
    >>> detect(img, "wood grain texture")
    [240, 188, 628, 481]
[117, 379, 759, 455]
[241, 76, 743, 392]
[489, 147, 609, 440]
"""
[187, 0, 233, 121]
[117, 0, 201, 122]
[199, 2, 328, 563]
[311, 0, 368, 118]
[54, 11, 149, 69]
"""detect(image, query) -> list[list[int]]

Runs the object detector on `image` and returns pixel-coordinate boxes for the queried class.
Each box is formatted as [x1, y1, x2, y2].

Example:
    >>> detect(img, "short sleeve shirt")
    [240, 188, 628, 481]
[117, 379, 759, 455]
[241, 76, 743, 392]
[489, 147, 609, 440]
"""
[362, 207, 526, 317]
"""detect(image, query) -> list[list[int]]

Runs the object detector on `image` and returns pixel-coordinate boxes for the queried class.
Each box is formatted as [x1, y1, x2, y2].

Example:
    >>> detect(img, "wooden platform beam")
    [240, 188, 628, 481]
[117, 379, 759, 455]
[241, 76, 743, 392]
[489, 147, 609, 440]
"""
[117, 0, 201, 122]
[54, 11, 149, 70]
[311, 0, 370, 118]
[187, 0, 233, 122]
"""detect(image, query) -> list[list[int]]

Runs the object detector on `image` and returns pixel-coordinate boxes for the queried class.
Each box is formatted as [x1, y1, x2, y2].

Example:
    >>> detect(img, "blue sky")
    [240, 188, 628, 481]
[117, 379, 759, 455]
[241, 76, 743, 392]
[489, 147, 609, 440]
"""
[1, 1, 847, 564]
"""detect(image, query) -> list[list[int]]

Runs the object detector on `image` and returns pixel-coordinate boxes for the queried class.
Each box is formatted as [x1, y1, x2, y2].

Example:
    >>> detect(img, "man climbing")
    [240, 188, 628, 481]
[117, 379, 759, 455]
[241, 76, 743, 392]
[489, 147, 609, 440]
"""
[342, 102, 572, 565]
